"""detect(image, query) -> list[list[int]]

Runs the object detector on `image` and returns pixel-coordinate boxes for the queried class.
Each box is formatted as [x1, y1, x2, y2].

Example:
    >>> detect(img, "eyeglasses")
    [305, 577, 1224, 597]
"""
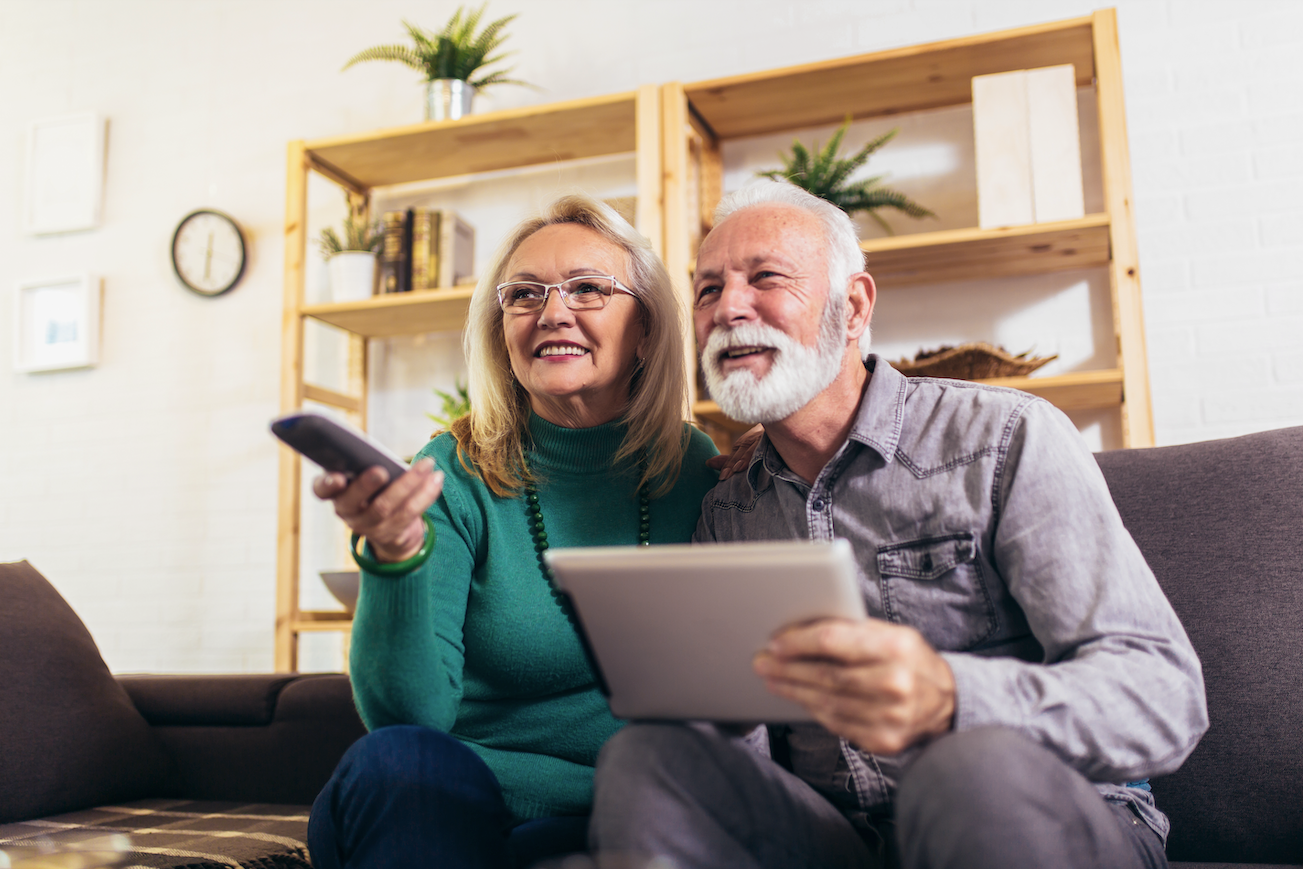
[496, 275, 637, 314]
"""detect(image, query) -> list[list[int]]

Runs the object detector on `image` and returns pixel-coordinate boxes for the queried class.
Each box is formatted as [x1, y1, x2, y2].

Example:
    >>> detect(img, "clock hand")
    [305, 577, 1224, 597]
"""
[204, 232, 214, 281]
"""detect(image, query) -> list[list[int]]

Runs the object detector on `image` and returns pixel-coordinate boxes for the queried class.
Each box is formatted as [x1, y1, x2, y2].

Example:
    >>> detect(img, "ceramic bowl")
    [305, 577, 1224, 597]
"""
[319, 570, 360, 612]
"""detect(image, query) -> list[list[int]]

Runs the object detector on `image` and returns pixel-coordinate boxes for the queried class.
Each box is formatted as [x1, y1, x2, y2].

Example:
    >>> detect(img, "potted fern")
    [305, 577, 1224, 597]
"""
[343, 4, 527, 122]
[317, 199, 383, 303]
[758, 118, 935, 234]
[427, 378, 471, 433]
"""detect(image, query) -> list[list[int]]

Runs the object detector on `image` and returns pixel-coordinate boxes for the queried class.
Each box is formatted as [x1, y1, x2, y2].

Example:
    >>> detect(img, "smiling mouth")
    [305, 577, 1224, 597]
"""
[537, 345, 588, 358]
[720, 346, 770, 361]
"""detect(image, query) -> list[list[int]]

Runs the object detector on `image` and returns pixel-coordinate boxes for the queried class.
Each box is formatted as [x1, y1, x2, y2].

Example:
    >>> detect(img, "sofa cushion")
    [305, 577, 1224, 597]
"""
[0, 561, 176, 823]
[1095, 425, 1303, 865]
[0, 799, 310, 868]
[119, 674, 367, 804]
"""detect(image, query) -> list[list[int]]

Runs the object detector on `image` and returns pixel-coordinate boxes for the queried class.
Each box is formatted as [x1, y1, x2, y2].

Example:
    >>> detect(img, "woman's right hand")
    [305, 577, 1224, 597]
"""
[312, 458, 445, 563]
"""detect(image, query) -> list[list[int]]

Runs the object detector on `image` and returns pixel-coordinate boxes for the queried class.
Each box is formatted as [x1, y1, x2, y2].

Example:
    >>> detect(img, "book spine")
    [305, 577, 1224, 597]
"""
[437, 210, 453, 289]
[397, 208, 414, 293]
[378, 211, 405, 294]
[410, 208, 434, 292]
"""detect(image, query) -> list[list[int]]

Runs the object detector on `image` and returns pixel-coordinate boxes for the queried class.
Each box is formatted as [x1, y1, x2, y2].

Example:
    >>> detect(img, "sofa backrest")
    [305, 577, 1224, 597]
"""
[1094, 425, 1303, 865]
[0, 561, 177, 823]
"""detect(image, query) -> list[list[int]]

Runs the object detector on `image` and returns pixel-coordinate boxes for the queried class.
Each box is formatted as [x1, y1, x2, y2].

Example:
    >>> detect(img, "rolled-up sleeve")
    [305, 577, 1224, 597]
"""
[942, 402, 1208, 783]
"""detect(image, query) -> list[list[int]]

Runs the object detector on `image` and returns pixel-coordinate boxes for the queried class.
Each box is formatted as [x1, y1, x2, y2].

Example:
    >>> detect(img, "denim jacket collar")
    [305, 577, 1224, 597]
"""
[746, 354, 906, 491]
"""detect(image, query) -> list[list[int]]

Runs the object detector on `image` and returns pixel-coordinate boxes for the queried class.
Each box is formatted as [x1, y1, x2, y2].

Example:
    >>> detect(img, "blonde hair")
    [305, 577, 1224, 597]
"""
[449, 194, 690, 497]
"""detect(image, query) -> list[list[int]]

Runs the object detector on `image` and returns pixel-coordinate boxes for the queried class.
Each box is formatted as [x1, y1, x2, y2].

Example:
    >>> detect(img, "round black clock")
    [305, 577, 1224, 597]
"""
[171, 209, 247, 296]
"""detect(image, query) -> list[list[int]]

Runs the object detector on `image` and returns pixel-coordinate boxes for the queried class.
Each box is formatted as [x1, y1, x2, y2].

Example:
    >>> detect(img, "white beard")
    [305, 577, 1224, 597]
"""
[701, 306, 848, 425]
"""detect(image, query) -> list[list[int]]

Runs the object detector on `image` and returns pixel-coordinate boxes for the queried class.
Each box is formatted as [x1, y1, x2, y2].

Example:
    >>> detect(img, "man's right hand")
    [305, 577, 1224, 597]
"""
[313, 458, 444, 563]
[753, 617, 957, 755]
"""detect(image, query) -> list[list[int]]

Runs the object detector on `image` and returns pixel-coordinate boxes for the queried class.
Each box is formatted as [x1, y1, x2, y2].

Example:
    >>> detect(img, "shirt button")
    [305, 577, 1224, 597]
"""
[812, 499, 825, 511]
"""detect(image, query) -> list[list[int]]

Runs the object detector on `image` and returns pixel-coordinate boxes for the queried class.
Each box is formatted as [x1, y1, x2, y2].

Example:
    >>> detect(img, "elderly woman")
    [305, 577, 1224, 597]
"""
[306, 195, 720, 868]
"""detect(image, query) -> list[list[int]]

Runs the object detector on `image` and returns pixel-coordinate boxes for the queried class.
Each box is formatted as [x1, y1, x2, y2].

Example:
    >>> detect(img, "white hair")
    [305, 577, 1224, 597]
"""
[714, 179, 871, 359]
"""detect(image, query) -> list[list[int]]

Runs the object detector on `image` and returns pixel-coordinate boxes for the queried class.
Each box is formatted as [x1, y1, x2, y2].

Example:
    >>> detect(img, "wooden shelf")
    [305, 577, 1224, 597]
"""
[303, 92, 641, 191]
[668, 10, 1151, 454]
[684, 16, 1095, 139]
[693, 368, 1124, 432]
[862, 214, 1111, 288]
[303, 287, 475, 338]
[280, 85, 664, 670]
[980, 368, 1123, 410]
[290, 611, 353, 633]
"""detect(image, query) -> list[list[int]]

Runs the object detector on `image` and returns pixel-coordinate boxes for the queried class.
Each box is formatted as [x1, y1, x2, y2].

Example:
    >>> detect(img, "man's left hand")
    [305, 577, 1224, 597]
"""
[754, 618, 957, 755]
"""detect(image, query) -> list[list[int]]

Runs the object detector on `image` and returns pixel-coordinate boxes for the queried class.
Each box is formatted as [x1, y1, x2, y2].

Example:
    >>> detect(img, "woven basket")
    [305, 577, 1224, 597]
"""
[893, 342, 1056, 380]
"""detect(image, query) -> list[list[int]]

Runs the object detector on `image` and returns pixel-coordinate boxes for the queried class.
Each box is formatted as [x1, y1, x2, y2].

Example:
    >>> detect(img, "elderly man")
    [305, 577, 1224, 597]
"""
[588, 181, 1207, 869]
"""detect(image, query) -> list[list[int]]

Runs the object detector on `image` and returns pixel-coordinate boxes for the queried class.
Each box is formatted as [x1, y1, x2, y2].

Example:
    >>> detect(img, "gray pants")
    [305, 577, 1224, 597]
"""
[589, 724, 1167, 869]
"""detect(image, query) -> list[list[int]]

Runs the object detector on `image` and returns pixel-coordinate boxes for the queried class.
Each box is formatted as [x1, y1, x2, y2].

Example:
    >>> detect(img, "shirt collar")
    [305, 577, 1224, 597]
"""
[744, 354, 906, 489]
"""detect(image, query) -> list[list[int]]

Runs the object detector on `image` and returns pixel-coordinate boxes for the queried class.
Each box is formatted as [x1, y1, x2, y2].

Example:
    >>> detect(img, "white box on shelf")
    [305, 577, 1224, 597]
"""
[973, 65, 1084, 228]
[437, 210, 476, 289]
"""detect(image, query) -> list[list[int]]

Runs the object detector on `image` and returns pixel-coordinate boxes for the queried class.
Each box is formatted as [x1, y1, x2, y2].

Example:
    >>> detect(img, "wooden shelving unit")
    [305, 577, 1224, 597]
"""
[275, 10, 1154, 669]
[275, 86, 664, 671]
[662, 9, 1153, 449]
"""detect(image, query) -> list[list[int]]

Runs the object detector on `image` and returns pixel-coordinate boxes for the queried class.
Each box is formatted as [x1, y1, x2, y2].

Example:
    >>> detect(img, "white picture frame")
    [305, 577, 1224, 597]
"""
[13, 275, 102, 373]
[24, 113, 106, 235]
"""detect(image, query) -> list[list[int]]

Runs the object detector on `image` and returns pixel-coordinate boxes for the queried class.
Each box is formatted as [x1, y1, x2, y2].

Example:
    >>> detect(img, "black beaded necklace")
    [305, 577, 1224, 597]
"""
[525, 460, 650, 624]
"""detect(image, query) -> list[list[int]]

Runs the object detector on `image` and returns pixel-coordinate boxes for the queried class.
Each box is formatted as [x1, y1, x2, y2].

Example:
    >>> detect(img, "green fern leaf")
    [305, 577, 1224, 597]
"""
[341, 45, 425, 75]
[755, 117, 933, 234]
[344, 3, 528, 92]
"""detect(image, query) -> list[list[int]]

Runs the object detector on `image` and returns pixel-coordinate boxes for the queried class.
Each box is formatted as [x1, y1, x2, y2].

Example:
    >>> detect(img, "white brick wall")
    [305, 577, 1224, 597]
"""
[2, 0, 1300, 673]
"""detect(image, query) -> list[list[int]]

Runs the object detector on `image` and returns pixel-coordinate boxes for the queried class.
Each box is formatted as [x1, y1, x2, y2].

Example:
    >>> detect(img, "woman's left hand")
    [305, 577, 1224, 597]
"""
[706, 425, 763, 481]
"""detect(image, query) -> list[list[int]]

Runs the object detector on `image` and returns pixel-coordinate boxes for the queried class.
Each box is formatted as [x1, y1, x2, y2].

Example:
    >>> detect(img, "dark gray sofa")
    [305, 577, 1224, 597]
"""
[1095, 424, 1303, 868]
[1, 424, 1300, 867]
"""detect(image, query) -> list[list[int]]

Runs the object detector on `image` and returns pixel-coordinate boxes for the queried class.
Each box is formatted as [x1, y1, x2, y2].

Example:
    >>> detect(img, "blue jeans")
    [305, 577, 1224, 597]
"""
[308, 725, 589, 869]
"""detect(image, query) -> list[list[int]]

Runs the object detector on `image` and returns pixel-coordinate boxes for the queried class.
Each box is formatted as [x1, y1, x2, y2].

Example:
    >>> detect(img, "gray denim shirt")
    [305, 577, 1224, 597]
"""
[695, 356, 1208, 843]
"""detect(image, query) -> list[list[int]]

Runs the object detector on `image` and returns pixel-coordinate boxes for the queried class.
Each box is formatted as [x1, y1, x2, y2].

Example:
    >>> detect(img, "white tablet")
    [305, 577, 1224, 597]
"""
[545, 539, 865, 723]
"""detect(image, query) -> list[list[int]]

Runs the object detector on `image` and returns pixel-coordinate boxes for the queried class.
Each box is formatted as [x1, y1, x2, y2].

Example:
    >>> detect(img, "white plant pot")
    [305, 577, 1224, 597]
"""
[328, 251, 376, 303]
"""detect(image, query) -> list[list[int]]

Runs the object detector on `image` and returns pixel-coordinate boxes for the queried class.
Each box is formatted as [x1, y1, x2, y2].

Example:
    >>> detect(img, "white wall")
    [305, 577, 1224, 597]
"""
[2, 0, 1300, 673]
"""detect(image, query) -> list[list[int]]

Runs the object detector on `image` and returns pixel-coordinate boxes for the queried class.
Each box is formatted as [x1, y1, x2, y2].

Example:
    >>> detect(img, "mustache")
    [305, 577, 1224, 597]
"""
[702, 322, 797, 360]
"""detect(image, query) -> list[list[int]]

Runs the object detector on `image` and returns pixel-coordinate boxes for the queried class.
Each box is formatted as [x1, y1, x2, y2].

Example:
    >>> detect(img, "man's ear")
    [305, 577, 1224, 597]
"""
[845, 272, 876, 344]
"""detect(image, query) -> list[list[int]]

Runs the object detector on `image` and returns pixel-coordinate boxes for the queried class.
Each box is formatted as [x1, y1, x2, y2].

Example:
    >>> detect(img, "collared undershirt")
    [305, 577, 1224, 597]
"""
[785, 723, 861, 813]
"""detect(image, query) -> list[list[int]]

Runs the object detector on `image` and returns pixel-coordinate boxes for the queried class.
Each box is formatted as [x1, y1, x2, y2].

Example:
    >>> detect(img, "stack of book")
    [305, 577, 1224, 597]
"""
[377, 208, 475, 294]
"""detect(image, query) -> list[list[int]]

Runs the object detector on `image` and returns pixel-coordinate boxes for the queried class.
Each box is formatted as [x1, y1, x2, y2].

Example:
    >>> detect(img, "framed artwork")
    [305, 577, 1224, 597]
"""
[24, 113, 107, 235]
[13, 275, 102, 373]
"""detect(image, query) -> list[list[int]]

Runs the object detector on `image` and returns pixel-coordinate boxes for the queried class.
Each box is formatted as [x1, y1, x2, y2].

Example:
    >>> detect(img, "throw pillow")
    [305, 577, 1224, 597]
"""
[0, 560, 176, 823]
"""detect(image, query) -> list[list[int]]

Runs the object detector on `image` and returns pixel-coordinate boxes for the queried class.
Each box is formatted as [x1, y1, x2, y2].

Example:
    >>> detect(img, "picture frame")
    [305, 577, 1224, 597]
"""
[13, 275, 102, 373]
[24, 113, 107, 235]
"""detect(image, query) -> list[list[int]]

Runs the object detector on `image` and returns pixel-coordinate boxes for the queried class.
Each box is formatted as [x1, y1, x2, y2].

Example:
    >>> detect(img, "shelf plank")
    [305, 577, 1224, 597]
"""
[693, 368, 1123, 431]
[292, 611, 352, 632]
[303, 287, 475, 338]
[304, 92, 640, 189]
[979, 368, 1123, 411]
[302, 383, 362, 414]
[689, 215, 1112, 286]
[685, 17, 1095, 140]
[861, 214, 1111, 287]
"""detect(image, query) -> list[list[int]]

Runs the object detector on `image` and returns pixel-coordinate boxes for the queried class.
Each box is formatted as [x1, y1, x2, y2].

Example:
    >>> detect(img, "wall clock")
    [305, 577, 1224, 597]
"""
[171, 209, 247, 297]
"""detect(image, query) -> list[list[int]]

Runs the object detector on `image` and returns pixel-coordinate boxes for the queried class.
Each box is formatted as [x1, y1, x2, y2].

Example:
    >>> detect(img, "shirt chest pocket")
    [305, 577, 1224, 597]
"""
[875, 533, 997, 651]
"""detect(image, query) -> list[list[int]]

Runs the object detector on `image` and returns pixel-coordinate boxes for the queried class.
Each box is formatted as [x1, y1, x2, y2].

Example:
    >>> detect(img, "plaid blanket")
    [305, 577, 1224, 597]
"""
[0, 799, 311, 869]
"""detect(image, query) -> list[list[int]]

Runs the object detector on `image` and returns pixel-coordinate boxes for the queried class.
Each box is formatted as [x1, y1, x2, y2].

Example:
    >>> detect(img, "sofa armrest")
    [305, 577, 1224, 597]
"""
[116, 673, 366, 805]
[118, 674, 303, 726]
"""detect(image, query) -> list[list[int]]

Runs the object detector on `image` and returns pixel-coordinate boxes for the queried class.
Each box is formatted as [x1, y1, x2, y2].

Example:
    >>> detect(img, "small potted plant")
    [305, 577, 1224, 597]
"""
[317, 199, 383, 303]
[427, 378, 471, 433]
[758, 117, 935, 235]
[343, 4, 528, 122]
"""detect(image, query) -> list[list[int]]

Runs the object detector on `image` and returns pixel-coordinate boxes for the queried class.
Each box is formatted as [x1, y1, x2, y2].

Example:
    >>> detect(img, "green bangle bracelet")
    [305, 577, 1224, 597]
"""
[350, 514, 437, 576]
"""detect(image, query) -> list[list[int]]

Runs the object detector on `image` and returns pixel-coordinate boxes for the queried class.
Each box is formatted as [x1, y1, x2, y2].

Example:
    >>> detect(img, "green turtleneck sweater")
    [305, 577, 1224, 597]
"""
[349, 415, 719, 822]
